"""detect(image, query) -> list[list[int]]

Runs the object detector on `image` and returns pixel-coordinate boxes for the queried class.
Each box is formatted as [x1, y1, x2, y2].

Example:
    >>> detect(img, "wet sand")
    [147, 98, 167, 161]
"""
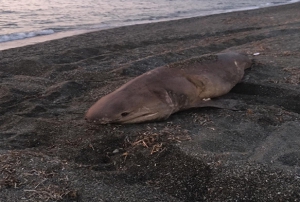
[1, 3, 300, 201]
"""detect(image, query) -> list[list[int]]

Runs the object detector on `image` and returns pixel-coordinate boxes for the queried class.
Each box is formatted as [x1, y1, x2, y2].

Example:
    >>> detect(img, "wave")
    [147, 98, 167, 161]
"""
[0, 29, 55, 43]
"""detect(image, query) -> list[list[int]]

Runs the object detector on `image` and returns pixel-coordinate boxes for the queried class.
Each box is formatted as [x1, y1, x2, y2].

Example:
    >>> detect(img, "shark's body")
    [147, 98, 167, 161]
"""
[85, 52, 252, 124]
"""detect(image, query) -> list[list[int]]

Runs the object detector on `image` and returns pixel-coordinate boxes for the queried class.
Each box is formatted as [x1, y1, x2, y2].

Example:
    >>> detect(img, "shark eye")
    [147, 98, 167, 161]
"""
[121, 112, 130, 117]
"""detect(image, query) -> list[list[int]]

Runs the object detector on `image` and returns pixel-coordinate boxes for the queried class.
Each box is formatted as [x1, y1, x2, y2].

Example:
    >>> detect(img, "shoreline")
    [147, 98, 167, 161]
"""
[1, 0, 300, 51]
[0, 2, 300, 201]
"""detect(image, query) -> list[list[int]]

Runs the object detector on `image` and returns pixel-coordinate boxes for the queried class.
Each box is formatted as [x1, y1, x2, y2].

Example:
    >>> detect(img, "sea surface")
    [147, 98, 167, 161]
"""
[0, 0, 299, 48]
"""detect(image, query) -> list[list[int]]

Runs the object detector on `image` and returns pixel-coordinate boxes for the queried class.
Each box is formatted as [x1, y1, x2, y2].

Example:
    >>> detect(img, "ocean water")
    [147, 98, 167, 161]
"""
[0, 0, 299, 46]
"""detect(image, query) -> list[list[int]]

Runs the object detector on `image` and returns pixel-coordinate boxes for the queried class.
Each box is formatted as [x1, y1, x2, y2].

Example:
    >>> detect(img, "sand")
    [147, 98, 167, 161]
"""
[0, 2, 300, 201]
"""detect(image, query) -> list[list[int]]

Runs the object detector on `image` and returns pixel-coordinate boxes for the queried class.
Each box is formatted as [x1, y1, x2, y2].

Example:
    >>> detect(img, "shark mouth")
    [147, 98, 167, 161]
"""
[118, 112, 160, 124]
[86, 111, 161, 124]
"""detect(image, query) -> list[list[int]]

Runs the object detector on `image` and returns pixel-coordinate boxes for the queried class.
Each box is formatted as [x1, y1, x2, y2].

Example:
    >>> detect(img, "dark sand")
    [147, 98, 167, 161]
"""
[1, 3, 300, 201]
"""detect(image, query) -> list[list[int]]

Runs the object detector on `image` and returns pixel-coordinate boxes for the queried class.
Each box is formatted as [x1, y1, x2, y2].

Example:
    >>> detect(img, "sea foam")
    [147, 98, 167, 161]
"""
[0, 29, 55, 43]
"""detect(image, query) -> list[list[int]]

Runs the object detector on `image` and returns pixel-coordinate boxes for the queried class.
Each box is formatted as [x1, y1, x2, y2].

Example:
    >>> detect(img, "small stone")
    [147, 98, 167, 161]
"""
[112, 149, 119, 154]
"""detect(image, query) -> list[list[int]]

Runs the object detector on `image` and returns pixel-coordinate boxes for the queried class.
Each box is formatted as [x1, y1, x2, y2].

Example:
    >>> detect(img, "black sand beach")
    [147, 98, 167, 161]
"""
[1, 3, 300, 201]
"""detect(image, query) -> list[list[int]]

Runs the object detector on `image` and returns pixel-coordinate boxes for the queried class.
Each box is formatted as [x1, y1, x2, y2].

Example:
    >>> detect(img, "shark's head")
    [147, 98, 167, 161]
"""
[85, 87, 173, 124]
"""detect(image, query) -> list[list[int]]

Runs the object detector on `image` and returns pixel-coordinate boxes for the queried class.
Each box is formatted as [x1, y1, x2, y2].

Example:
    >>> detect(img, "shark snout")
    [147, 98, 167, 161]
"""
[85, 108, 110, 123]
